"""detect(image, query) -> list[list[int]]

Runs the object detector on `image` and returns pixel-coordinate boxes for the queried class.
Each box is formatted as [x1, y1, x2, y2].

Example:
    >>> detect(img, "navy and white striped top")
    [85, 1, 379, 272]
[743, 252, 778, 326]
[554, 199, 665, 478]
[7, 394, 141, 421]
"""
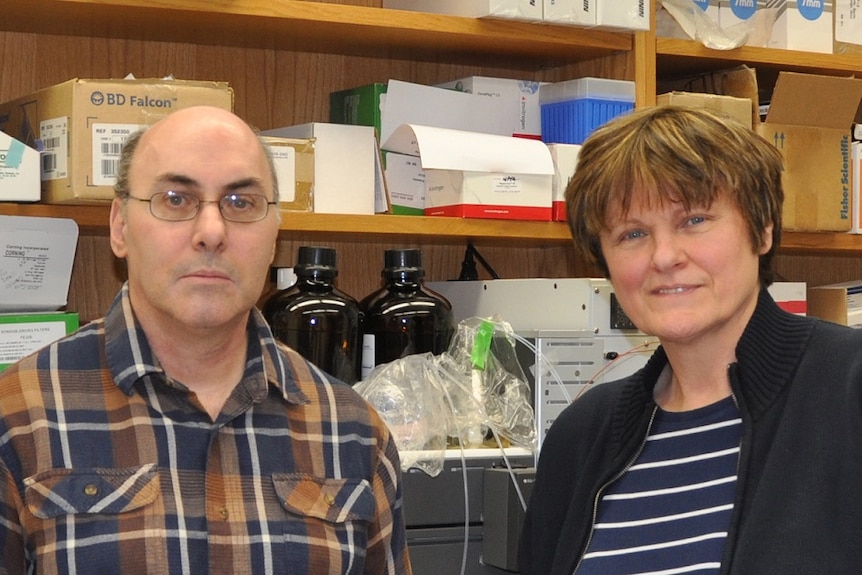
[577, 395, 742, 575]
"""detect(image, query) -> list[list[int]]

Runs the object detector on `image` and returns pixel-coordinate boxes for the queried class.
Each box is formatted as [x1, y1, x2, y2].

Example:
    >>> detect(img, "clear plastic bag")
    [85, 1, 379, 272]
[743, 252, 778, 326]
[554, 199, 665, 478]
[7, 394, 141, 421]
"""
[355, 317, 537, 477]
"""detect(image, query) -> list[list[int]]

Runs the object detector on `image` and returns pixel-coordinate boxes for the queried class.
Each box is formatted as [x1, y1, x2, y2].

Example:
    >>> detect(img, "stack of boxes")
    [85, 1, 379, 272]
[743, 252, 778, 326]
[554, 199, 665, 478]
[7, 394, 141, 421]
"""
[381, 0, 651, 30]
[0, 215, 79, 371]
[329, 77, 637, 223]
[0, 78, 234, 204]
[669, 0, 862, 55]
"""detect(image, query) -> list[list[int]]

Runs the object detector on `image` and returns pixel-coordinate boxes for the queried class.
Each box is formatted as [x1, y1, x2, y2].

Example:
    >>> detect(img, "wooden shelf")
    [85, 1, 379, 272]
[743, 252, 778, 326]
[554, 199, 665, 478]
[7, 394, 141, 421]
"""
[0, 203, 572, 246]
[656, 37, 862, 78]
[2, 0, 632, 70]
[6, 203, 862, 254]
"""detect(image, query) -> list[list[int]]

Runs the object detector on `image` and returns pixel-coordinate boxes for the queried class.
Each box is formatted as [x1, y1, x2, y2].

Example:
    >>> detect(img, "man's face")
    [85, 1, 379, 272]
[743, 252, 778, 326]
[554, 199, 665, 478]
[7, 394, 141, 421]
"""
[109, 107, 279, 335]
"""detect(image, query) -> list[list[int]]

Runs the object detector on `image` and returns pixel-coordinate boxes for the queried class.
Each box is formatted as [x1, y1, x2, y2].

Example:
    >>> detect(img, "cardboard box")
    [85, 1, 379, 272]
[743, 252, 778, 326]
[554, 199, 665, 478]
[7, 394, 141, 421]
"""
[0, 78, 234, 204]
[0, 312, 79, 371]
[383, 124, 554, 221]
[719, 0, 774, 46]
[544, 0, 596, 26]
[547, 143, 581, 222]
[719, 0, 765, 27]
[0, 215, 78, 313]
[851, 140, 862, 233]
[768, 0, 833, 54]
[380, 79, 511, 149]
[834, 0, 862, 55]
[381, 0, 543, 21]
[755, 72, 862, 231]
[695, 0, 721, 21]
[263, 123, 378, 215]
[657, 91, 753, 128]
[382, 151, 425, 215]
[598, 0, 651, 30]
[329, 83, 387, 136]
[0, 131, 40, 202]
[768, 281, 807, 315]
[435, 76, 545, 140]
[260, 136, 314, 213]
[657, 65, 762, 127]
[807, 281, 862, 326]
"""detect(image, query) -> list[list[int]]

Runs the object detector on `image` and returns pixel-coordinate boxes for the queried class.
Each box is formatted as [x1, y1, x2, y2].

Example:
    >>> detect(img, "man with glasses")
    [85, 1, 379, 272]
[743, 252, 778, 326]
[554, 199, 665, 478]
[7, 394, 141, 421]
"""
[0, 106, 412, 575]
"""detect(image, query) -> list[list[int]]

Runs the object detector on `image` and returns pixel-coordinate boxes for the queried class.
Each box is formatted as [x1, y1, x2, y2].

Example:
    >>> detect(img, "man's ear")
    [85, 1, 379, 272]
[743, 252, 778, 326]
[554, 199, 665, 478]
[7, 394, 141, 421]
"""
[109, 198, 129, 259]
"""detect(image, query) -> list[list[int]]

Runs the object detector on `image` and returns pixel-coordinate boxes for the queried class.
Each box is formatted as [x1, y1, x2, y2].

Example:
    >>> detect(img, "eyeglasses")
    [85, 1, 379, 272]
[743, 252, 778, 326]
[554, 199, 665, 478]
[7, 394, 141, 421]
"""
[128, 191, 277, 223]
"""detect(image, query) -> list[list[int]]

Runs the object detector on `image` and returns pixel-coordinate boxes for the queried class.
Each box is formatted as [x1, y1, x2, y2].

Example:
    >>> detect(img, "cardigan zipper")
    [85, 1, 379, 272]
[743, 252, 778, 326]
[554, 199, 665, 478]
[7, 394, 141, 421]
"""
[571, 405, 659, 575]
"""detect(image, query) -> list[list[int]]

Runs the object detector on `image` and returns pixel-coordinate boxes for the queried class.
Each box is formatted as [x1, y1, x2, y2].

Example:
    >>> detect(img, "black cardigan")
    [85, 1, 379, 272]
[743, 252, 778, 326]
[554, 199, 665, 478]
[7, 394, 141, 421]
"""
[520, 290, 862, 575]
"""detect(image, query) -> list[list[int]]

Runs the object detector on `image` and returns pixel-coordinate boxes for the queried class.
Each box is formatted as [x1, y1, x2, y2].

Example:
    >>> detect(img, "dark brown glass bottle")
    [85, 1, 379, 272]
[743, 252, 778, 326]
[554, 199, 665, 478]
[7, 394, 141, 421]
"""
[262, 246, 361, 384]
[360, 248, 455, 379]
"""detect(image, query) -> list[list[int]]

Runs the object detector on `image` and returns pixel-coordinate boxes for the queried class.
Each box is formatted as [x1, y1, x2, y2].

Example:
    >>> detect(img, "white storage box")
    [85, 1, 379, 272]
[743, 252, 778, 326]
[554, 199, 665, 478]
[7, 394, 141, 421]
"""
[384, 124, 554, 221]
[382, 0, 543, 21]
[436, 76, 545, 139]
[768, 0, 834, 54]
[264, 123, 377, 215]
[547, 143, 581, 222]
[0, 131, 40, 202]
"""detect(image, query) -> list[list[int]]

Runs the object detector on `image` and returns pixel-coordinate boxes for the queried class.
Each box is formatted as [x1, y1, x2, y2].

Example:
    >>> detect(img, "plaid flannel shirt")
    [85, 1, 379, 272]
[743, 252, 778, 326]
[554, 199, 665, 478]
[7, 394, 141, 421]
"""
[0, 284, 411, 575]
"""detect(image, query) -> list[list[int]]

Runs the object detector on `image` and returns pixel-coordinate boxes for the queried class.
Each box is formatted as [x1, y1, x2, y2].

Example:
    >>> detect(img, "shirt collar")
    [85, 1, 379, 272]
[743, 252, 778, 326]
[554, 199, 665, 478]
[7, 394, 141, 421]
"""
[105, 282, 309, 406]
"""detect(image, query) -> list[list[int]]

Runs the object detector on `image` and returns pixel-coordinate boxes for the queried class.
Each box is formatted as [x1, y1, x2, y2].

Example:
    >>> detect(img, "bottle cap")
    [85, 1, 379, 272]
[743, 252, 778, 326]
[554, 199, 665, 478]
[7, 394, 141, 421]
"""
[294, 246, 337, 277]
[383, 248, 423, 276]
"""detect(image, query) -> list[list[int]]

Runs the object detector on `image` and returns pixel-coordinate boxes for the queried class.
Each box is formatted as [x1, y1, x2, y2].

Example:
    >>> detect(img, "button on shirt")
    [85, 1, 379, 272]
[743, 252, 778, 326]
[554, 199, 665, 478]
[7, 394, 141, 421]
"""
[0, 284, 411, 575]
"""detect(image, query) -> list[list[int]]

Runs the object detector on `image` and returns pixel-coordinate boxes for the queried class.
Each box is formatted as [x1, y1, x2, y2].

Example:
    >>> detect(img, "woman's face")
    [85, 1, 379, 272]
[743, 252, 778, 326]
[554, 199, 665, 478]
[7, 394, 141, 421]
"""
[599, 191, 772, 348]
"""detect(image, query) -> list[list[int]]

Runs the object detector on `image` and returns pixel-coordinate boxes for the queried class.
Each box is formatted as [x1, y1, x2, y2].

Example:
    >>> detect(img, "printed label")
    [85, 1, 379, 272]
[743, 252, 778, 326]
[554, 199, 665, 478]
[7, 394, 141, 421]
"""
[0, 321, 68, 364]
[269, 145, 297, 203]
[39, 117, 69, 181]
[92, 123, 146, 186]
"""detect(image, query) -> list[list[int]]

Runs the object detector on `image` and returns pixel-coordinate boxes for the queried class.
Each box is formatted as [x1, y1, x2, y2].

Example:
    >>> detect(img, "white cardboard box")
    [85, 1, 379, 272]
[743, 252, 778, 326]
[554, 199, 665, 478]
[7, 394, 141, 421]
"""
[695, 0, 721, 21]
[720, 0, 765, 26]
[380, 79, 511, 149]
[544, 0, 596, 26]
[384, 124, 554, 221]
[598, 0, 652, 30]
[547, 143, 581, 222]
[768, 281, 807, 315]
[835, 0, 862, 55]
[0, 215, 78, 312]
[381, 0, 543, 21]
[0, 131, 40, 202]
[768, 0, 834, 54]
[435, 76, 545, 139]
[263, 123, 377, 215]
[382, 151, 425, 215]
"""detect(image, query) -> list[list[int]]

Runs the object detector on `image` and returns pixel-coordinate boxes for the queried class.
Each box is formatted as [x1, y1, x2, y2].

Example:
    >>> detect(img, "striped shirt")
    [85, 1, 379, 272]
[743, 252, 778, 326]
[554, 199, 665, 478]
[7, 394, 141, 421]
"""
[577, 396, 741, 575]
[0, 284, 412, 575]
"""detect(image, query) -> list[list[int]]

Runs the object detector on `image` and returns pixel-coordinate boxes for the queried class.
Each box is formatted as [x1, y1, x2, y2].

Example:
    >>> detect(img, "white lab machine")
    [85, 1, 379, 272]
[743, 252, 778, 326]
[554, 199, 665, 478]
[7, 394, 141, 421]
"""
[427, 278, 656, 450]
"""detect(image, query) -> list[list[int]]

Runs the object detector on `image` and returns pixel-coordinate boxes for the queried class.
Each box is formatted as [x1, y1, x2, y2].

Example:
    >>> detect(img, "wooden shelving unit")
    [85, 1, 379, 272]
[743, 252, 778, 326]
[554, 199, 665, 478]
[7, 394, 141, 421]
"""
[1, 0, 862, 320]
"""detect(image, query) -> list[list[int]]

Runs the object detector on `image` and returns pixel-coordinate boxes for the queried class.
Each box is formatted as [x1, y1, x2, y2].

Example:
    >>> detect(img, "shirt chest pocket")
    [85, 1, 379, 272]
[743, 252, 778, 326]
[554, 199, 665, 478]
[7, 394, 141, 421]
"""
[271, 474, 377, 574]
[24, 463, 160, 518]
[272, 473, 375, 524]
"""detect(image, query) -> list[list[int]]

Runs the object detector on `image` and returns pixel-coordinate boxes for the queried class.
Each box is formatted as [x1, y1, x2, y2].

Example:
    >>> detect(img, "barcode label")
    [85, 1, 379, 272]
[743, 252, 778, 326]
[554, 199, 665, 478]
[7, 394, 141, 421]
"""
[100, 142, 124, 156]
[43, 136, 62, 151]
[39, 116, 68, 180]
[101, 159, 118, 177]
[92, 123, 146, 186]
[41, 153, 57, 172]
